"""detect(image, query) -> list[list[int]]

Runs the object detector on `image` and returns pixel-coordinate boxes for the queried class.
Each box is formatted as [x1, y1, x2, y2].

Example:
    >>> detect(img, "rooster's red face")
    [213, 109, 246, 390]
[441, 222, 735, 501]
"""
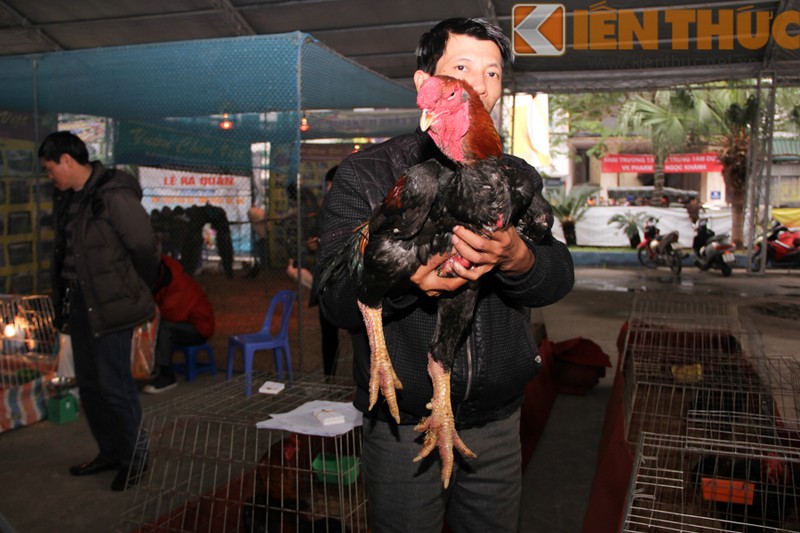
[416, 75, 501, 163]
[417, 76, 473, 162]
[418, 77, 470, 131]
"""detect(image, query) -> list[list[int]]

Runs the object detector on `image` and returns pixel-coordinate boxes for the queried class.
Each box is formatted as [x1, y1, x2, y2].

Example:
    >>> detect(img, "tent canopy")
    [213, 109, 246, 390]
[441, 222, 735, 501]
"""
[0, 32, 416, 121]
[0, 0, 798, 95]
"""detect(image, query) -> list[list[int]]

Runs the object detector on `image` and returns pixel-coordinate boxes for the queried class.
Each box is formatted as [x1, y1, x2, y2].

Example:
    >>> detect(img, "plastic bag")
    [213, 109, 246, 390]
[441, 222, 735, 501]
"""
[56, 334, 80, 400]
[131, 307, 160, 380]
[57, 333, 75, 379]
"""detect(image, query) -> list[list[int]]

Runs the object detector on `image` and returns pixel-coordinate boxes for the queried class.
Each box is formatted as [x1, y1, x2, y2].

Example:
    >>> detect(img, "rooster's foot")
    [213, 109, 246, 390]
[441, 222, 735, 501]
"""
[358, 300, 403, 423]
[413, 355, 476, 488]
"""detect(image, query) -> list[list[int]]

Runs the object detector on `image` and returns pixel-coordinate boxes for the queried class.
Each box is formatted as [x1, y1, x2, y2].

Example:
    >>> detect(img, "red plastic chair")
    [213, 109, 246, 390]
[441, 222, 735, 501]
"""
[226, 290, 296, 395]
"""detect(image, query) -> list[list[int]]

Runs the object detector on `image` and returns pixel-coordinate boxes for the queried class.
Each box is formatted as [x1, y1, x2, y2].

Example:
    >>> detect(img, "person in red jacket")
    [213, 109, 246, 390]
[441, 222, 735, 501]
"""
[144, 256, 215, 393]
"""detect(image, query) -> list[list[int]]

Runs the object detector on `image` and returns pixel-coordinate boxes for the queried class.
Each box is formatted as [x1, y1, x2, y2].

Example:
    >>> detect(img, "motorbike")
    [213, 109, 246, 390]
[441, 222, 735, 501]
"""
[637, 218, 684, 274]
[692, 218, 735, 277]
[750, 219, 800, 270]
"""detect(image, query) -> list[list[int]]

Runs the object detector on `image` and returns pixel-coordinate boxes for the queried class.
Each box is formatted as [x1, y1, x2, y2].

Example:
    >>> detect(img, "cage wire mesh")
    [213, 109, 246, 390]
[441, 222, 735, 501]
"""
[622, 432, 800, 533]
[684, 355, 800, 446]
[620, 292, 767, 451]
[625, 292, 744, 334]
[7, 33, 400, 380]
[116, 373, 367, 532]
[619, 292, 800, 532]
[0, 294, 58, 389]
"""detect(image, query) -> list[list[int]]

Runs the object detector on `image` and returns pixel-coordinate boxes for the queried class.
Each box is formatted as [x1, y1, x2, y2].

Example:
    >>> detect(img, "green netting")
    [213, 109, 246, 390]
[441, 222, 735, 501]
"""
[0, 33, 416, 376]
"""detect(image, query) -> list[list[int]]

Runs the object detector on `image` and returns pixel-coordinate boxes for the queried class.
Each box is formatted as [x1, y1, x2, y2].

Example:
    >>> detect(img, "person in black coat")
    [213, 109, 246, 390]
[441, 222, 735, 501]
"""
[42, 131, 159, 492]
[316, 18, 574, 532]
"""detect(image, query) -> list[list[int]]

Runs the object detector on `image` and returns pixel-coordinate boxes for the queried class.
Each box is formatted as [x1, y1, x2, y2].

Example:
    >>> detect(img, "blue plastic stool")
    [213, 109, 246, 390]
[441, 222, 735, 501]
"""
[172, 342, 216, 382]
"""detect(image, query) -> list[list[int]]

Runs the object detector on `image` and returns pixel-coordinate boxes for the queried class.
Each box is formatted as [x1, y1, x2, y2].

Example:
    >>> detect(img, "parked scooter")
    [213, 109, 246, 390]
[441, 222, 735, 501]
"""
[750, 219, 800, 270]
[692, 218, 735, 276]
[637, 217, 683, 274]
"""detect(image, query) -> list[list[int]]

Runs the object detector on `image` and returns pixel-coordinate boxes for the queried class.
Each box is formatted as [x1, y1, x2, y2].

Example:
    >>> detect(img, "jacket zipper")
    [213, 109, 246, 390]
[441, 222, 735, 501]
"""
[462, 329, 475, 403]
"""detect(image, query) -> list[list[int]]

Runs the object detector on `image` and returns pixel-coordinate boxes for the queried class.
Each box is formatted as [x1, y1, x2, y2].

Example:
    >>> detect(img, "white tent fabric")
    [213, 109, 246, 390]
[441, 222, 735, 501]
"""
[552, 206, 732, 249]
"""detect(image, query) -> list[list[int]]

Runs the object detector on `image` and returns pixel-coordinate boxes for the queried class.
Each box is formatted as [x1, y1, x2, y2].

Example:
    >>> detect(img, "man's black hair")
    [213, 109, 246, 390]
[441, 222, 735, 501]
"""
[416, 18, 512, 74]
[38, 131, 90, 165]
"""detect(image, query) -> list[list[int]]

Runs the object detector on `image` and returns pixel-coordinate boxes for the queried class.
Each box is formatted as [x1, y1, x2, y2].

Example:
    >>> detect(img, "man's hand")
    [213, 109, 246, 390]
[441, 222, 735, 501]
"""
[450, 225, 534, 279]
[409, 253, 469, 297]
[409, 225, 535, 296]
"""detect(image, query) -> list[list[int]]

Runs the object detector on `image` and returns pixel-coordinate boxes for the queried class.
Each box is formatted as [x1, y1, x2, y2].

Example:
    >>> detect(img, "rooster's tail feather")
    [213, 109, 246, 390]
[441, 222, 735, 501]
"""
[316, 222, 368, 296]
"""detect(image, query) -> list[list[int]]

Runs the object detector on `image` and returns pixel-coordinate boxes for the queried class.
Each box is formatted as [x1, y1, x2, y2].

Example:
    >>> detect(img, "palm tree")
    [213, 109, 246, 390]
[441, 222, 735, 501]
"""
[607, 211, 648, 248]
[701, 89, 757, 248]
[617, 86, 757, 248]
[617, 90, 706, 193]
[544, 185, 599, 246]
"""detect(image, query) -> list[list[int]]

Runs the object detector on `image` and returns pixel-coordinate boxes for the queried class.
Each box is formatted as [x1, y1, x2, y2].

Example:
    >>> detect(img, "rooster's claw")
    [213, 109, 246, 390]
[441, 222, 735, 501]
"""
[358, 300, 403, 424]
[368, 349, 403, 423]
[413, 355, 476, 488]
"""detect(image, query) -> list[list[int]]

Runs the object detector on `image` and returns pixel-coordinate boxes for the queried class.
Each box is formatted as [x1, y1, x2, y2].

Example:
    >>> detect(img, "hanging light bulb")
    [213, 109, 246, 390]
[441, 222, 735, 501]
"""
[219, 113, 234, 130]
[299, 115, 310, 132]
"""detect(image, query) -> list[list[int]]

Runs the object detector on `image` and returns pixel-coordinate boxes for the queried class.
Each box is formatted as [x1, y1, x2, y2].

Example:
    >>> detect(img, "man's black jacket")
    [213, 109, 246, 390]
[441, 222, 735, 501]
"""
[317, 130, 574, 427]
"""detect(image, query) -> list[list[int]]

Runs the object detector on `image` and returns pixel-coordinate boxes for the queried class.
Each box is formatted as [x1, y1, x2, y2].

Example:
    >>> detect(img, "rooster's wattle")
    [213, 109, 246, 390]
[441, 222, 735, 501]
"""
[319, 75, 553, 488]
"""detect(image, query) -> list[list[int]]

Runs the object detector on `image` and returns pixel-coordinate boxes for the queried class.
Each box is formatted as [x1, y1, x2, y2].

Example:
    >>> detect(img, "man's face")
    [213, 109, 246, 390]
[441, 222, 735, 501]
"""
[42, 155, 74, 191]
[417, 33, 504, 112]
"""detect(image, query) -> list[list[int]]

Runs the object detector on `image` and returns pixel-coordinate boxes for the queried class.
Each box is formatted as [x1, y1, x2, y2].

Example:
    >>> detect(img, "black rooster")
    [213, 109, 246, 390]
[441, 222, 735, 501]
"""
[318, 75, 553, 488]
[241, 494, 348, 533]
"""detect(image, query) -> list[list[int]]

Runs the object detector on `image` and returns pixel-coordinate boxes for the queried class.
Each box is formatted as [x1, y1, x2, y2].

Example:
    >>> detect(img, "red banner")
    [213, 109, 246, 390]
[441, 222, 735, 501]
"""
[602, 153, 722, 173]
[601, 154, 654, 173]
[664, 153, 723, 173]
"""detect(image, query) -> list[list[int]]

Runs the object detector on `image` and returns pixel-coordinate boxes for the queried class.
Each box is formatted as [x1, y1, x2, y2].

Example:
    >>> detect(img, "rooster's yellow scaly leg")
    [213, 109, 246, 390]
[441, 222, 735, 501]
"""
[358, 300, 402, 424]
[413, 354, 477, 488]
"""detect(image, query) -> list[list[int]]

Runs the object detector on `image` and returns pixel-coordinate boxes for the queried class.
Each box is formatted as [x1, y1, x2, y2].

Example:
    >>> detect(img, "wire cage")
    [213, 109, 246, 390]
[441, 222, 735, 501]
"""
[624, 291, 749, 338]
[622, 432, 800, 532]
[620, 292, 767, 450]
[0, 294, 58, 389]
[115, 373, 367, 533]
[684, 355, 800, 444]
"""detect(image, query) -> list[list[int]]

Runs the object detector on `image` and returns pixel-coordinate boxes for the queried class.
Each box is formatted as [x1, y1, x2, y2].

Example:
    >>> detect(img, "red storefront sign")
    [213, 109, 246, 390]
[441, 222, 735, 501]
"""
[601, 154, 654, 173]
[602, 153, 723, 173]
[664, 153, 723, 173]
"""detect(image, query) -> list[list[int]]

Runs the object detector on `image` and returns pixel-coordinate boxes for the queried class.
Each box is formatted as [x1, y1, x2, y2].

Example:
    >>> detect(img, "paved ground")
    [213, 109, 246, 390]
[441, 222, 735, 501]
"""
[0, 266, 796, 532]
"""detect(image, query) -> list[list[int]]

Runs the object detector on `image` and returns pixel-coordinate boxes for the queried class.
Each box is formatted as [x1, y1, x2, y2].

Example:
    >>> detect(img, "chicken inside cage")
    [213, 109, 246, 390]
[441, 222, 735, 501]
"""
[690, 452, 800, 532]
[117, 376, 368, 533]
[623, 433, 800, 533]
[240, 433, 354, 532]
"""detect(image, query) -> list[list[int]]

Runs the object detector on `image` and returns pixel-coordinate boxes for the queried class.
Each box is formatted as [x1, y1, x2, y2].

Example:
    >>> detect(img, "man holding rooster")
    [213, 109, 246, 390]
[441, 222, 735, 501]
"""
[317, 18, 574, 532]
